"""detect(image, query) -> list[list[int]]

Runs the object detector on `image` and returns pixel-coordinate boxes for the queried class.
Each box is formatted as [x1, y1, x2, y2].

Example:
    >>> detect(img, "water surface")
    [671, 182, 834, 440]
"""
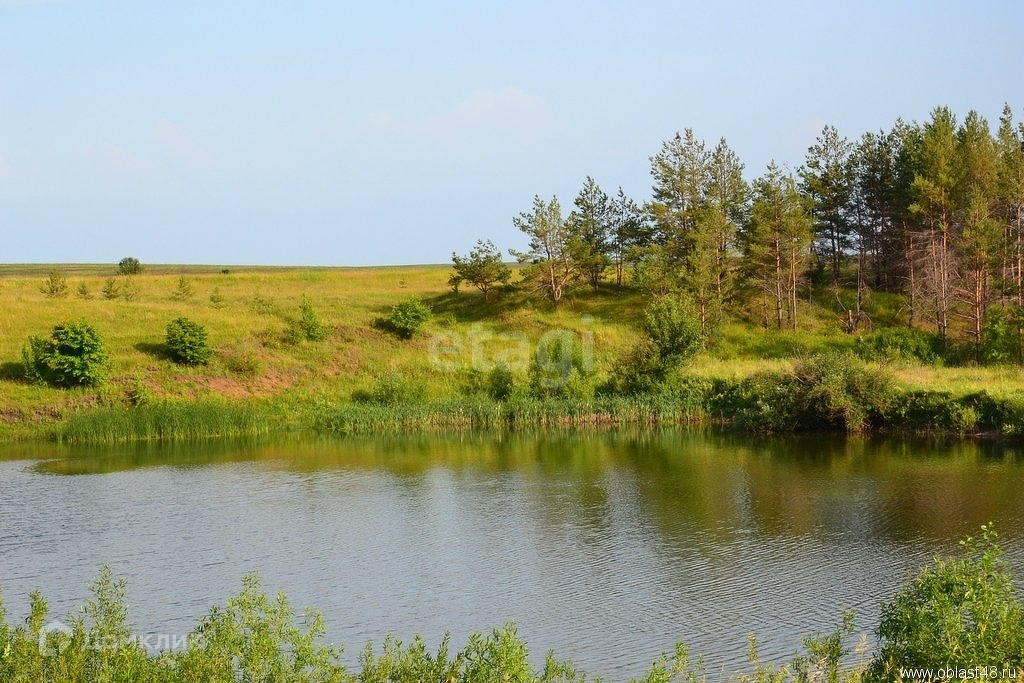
[2, 431, 1023, 679]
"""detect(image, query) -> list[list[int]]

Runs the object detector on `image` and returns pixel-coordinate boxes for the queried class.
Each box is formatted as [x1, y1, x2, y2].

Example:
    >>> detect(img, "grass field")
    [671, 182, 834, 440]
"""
[0, 263, 641, 439]
[3, 262, 1024, 441]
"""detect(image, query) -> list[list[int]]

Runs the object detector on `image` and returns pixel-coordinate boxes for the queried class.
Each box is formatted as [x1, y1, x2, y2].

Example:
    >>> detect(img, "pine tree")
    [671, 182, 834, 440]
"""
[910, 107, 959, 342]
[800, 125, 855, 284]
[608, 188, 650, 289]
[510, 196, 580, 304]
[704, 138, 748, 310]
[744, 163, 814, 330]
[647, 130, 748, 333]
[450, 240, 512, 302]
[567, 177, 613, 291]
[955, 110, 1001, 351]
[649, 129, 709, 272]
[997, 104, 1024, 307]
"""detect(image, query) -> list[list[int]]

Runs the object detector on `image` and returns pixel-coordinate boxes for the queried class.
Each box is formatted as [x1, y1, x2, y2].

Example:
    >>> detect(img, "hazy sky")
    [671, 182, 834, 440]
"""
[1, 1, 1021, 266]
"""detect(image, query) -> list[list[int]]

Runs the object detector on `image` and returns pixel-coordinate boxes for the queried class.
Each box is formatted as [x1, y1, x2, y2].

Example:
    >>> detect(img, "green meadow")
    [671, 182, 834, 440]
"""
[4, 263, 1024, 442]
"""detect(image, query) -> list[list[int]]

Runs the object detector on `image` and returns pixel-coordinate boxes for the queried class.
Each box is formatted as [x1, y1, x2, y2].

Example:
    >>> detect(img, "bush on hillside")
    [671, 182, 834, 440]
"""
[528, 333, 596, 400]
[165, 317, 212, 365]
[385, 297, 431, 339]
[606, 294, 704, 395]
[40, 269, 69, 298]
[855, 326, 941, 364]
[285, 295, 331, 344]
[22, 320, 108, 387]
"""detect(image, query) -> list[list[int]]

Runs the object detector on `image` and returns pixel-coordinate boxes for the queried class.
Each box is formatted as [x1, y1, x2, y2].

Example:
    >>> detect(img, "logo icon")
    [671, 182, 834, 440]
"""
[39, 620, 73, 657]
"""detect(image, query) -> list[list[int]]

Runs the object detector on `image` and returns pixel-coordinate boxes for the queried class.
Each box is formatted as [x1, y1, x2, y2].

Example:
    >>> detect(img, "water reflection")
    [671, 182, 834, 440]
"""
[3, 430, 1024, 678]
[19, 431, 1024, 546]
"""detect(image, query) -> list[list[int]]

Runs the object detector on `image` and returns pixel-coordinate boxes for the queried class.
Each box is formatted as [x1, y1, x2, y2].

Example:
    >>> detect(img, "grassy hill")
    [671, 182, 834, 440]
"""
[3, 263, 1024, 441]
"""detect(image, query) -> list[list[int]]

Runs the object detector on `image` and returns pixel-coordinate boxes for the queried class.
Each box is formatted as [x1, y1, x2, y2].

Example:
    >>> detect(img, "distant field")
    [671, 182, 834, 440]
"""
[0, 263, 448, 277]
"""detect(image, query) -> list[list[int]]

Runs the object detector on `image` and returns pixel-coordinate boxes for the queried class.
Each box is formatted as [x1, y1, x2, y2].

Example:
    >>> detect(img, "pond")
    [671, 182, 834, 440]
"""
[2, 430, 1023, 679]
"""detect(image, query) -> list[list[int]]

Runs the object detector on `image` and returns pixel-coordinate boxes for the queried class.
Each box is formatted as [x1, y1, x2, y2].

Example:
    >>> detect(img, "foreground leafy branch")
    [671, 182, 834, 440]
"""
[1, 528, 1021, 682]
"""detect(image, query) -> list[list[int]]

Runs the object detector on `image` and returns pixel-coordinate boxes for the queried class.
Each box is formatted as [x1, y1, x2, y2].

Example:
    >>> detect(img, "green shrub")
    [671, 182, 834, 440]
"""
[855, 326, 941, 364]
[354, 370, 427, 405]
[126, 376, 152, 406]
[173, 573, 344, 682]
[642, 294, 704, 361]
[794, 352, 895, 432]
[75, 282, 93, 300]
[866, 525, 1024, 680]
[101, 277, 121, 300]
[118, 256, 142, 275]
[14, 566, 155, 682]
[604, 341, 674, 395]
[166, 317, 212, 365]
[950, 403, 980, 434]
[727, 352, 894, 433]
[386, 297, 432, 339]
[528, 333, 596, 400]
[222, 349, 261, 376]
[982, 305, 1024, 365]
[22, 320, 108, 387]
[882, 390, 957, 431]
[301, 296, 330, 340]
[790, 610, 859, 683]
[40, 269, 69, 298]
[285, 295, 330, 344]
[0, 564, 890, 683]
[172, 275, 194, 301]
[881, 390, 1007, 433]
[487, 364, 515, 401]
[606, 294, 704, 395]
[209, 287, 227, 309]
[726, 370, 802, 433]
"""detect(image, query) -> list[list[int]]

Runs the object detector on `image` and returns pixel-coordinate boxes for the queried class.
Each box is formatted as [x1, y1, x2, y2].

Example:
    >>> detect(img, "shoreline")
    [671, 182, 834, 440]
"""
[1, 383, 1020, 445]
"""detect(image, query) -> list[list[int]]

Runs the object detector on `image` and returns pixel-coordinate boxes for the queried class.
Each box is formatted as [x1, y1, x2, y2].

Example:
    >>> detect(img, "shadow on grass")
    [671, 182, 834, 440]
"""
[739, 332, 857, 360]
[558, 286, 647, 325]
[366, 290, 524, 323]
[422, 291, 526, 322]
[424, 284, 646, 325]
[134, 341, 171, 361]
[370, 317, 402, 338]
[0, 361, 27, 382]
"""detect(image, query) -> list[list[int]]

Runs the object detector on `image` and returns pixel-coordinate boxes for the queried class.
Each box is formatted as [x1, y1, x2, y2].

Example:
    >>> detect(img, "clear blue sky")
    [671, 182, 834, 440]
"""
[1, 1, 1021, 266]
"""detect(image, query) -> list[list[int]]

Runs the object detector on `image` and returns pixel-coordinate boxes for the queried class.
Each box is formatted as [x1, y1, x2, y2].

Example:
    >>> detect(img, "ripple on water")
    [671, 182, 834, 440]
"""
[1, 435, 1024, 680]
